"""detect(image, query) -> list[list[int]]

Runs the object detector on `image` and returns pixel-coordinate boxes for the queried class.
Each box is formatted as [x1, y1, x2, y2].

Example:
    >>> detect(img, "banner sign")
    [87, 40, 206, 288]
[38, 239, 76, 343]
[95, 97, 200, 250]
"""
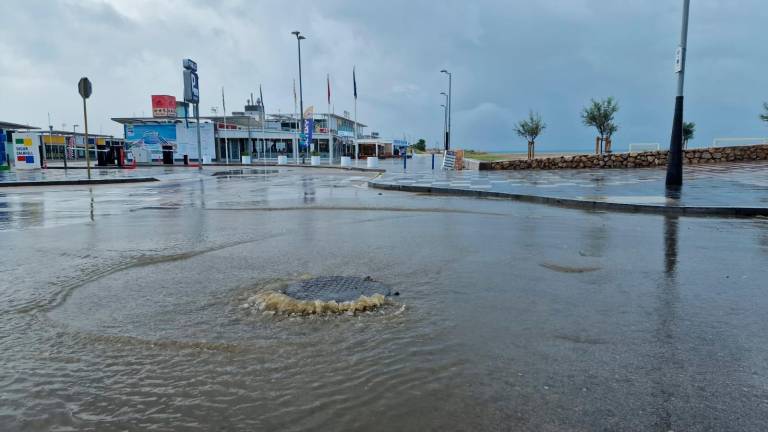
[67, 136, 75, 159]
[303, 119, 314, 150]
[11, 134, 41, 170]
[126, 124, 176, 160]
[442, 150, 464, 171]
[0, 131, 6, 167]
[151, 95, 177, 117]
[125, 123, 214, 161]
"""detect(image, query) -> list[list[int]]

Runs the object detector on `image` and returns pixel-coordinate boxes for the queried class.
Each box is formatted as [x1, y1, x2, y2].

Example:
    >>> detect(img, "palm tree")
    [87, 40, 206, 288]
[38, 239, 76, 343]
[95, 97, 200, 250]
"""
[683, 121, 695, 149]
[582, 97, 619, 154]
[514, 111, 546, 160]
[761, 102, 768, 123]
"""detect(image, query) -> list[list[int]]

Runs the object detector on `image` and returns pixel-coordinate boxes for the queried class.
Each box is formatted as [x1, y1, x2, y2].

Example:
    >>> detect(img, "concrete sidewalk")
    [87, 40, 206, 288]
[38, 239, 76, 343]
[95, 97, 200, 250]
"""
[370, 161, 768, 217]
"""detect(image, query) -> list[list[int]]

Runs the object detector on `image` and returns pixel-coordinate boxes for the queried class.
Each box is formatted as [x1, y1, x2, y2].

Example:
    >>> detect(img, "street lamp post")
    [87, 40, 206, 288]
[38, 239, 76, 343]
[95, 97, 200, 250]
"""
[441, 92, 449, 151]
[665, 0, 691, 188]
[441, 70, 452, 151]
[440, 104, 447, 154]
[292, 31, 306, 163]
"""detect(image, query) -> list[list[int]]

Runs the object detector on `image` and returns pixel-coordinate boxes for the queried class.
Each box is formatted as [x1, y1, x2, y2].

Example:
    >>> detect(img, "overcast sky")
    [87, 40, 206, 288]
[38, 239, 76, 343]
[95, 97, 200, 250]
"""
[1, 0, 766, 151]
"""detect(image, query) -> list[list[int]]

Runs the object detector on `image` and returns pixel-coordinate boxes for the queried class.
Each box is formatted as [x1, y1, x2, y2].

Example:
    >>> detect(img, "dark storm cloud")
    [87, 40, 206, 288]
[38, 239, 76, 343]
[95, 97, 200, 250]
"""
[0, 0, 766, 151]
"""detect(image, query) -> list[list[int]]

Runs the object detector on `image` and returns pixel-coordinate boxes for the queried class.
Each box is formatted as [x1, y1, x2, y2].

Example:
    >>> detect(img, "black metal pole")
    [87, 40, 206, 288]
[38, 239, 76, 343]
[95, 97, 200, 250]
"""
[665, 0, 690, 188]
[666, 96, 685, 186]
[294, 32, 305, 163]
[441, 70, 452, 151]
[195, 102, 202, 170]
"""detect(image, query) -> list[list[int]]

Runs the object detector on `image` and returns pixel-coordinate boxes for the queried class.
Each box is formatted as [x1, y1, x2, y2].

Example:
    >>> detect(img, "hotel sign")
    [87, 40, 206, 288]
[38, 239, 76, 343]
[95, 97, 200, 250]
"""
[151, 95, 177, 118]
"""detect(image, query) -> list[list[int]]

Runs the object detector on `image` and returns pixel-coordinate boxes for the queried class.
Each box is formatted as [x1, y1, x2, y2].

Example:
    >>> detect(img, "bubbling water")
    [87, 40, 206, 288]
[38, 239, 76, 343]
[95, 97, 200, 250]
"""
[244, 291, 389, 316]
[239, 276, 395, 316]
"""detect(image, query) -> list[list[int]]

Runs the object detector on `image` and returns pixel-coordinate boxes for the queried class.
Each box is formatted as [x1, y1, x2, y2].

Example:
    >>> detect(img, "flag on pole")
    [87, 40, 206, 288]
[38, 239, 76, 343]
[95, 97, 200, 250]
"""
[327, 73, 331, 105]
[353, 67, 357, 100]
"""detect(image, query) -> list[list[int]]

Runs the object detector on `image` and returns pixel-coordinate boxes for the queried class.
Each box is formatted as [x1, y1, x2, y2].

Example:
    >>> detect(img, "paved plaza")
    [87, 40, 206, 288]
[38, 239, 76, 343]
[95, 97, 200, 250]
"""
[2, 162, 768, 431]
[372, 160, 768, 211]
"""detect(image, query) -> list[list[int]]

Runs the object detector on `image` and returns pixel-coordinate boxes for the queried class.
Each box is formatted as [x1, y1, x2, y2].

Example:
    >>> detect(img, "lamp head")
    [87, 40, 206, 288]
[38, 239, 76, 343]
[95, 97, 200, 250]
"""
[291, 31, 300, 36]
[298, 35, 306, 40]
[440, 69, 448, 74]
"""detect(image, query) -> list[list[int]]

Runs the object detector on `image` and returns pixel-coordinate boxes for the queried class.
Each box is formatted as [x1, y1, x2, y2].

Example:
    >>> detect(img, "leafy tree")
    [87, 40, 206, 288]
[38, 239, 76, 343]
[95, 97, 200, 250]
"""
[412, 139, 426, 152]
[582, 97, 619, 153]
[514, 111, 546, 160]
[761, 102, 768, 123]
[683, 121, 695, 149]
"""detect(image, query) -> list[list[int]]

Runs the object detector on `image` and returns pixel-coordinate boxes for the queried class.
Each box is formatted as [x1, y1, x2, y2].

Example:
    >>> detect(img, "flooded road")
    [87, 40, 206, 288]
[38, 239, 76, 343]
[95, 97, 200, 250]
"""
[2, 167, 768, 431]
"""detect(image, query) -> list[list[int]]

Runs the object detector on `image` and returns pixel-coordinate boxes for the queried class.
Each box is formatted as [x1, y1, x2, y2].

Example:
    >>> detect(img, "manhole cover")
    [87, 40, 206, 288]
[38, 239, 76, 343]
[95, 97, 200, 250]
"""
[283, 276, 391, 302]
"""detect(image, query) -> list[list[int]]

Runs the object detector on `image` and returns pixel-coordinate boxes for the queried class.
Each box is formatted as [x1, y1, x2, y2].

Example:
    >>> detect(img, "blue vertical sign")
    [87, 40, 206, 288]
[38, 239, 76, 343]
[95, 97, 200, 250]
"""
[304, 118, 314, 150]
[0, 130, 6, 167]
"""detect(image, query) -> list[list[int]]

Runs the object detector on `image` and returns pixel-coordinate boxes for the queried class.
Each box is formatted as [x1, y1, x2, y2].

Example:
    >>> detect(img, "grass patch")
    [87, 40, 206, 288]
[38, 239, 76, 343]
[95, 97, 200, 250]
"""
[464, 151, 516, 161]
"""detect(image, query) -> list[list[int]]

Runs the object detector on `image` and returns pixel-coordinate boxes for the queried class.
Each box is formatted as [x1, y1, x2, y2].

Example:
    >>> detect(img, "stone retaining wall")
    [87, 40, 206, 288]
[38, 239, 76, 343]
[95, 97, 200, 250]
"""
[480, 144, 768, 171]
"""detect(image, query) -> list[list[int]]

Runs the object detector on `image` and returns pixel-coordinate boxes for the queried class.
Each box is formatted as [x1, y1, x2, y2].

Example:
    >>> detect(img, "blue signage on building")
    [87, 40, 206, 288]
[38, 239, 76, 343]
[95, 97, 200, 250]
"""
[0, 130, 6, 168]
[125, 124, 177, 159]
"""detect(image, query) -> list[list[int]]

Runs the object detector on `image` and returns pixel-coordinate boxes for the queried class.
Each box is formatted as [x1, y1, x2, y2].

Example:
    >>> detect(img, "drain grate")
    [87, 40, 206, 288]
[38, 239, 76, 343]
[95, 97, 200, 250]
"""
[283, 276, 391, 302]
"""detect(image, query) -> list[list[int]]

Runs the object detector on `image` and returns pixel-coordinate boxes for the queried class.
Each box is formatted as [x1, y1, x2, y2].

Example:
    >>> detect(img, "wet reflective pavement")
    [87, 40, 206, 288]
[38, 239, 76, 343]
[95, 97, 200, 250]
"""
[2, 166, 768, 431]
[372, 160, 768, 209]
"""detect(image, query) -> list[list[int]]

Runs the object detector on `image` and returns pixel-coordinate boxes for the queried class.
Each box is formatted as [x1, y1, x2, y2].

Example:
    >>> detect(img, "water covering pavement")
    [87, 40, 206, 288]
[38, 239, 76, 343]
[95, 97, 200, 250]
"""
[372, 160, 768, 209]
[1, 164, 768, 431]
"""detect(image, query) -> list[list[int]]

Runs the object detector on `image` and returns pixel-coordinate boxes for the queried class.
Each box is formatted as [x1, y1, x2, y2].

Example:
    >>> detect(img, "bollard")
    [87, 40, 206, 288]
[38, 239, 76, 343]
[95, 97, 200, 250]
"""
[432, 153, 435, 170]
[403, 153, 407, 171]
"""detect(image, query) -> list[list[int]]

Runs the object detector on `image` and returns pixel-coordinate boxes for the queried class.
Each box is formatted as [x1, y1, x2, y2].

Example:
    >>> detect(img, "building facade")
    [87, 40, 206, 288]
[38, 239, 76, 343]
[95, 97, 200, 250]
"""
[112, 97, 415, 163]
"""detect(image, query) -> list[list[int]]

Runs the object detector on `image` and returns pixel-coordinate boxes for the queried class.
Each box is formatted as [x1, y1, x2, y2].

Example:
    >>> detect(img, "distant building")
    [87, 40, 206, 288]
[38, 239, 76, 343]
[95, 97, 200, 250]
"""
[111, 96, 417, 162]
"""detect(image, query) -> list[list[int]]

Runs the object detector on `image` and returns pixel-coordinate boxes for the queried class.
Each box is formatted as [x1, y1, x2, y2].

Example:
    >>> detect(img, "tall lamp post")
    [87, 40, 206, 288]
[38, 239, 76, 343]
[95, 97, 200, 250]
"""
[441, 92, 449, 151]
[665, 0, 691, 188]
[440, 104, 447, 154]
[440, 69, 452, 151]
[292, 30, 306, 162]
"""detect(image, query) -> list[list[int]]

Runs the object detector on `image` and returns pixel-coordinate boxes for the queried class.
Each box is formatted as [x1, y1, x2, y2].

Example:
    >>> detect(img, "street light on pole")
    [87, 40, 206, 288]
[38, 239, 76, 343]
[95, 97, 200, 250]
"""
[665, 0, 691, 188]
[440, 103, 447, 153]
[440, 69, 452, 151]
[441, 92, 449, 151]
[292, 30, 306, 162]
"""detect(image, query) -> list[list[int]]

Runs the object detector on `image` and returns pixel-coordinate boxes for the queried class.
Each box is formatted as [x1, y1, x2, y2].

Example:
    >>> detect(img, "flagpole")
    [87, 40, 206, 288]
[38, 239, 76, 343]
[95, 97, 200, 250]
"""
[353, 67, 358, 162]
[260, 85, 266, 164]
[327, 74, 332, 165]
[222, 87, 229, 164]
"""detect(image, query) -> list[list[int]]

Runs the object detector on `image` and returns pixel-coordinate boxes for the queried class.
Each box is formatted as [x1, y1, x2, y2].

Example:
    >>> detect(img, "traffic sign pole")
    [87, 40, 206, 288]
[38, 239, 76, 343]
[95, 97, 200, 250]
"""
[78, 77, 93, 180]
[82, 97, 91, 179]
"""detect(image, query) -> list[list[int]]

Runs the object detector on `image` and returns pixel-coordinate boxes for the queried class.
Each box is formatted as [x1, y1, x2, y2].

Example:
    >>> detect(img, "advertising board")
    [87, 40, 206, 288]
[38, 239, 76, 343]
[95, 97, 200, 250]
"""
[11, 134, 41, 170]
[152, 95, 177, 118]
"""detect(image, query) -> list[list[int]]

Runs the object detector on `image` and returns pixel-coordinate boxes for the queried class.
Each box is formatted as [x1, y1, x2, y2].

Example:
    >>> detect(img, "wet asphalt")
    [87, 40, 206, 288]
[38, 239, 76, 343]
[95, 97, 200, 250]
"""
[1, 163, 767, 431]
